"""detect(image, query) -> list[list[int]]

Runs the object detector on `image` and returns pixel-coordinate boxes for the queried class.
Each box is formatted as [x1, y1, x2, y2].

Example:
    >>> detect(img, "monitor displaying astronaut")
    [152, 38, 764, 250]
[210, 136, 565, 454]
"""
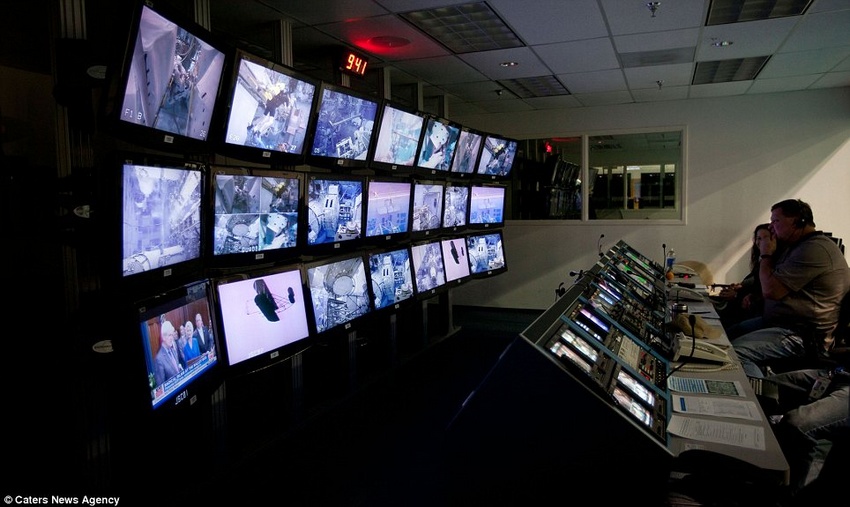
[119, 4, 225, 142]
[305, 177, 364, 247]
[415, 117, 460, 172]
[368, 247, 414, 310]
[309, 84, 379, 164]
[212, 172, 300, 257]
[442, 185, 469, 231]
[223, 51, 317, 155]
[475, 135, 518, 178]
[466, 232, 506, 275]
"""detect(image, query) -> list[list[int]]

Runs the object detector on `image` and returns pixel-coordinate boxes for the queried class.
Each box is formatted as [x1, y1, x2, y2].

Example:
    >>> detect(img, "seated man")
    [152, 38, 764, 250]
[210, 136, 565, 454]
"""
[733, 199, 850, 378]
[766, 364, 849, 500]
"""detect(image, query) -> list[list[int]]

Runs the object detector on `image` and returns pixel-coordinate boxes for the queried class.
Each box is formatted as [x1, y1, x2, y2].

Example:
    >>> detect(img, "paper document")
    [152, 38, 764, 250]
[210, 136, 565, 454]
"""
[668, 415, 766, 450]
[672, 395, 762, 421]
[667, 376, 745, 397]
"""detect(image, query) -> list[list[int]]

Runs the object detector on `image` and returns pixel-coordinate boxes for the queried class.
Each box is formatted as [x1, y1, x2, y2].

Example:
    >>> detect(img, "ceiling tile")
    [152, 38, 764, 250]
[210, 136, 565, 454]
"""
[759, 47, 850, 78]
[557, 69, 627, 94]
[489, 0, 609, 45]
[697, 18, 798, 60]
[534, 38, 621, 74]
[458, 47, 551, 79]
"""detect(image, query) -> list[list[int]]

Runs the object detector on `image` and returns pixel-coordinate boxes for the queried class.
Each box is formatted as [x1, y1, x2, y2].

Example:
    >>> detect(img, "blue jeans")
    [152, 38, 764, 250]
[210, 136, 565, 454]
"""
[732, 327, 808, 378]
[768, 368, 850, 494]
[725, 316, 767, 341]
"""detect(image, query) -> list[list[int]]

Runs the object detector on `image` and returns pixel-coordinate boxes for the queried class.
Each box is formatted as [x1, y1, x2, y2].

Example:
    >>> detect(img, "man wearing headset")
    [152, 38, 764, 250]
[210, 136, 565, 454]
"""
[734, 199, 850, 376]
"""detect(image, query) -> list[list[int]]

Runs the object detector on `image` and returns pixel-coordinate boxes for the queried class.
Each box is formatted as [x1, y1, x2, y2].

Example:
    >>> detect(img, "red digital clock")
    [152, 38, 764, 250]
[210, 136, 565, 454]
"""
[341, 50, 369, 76]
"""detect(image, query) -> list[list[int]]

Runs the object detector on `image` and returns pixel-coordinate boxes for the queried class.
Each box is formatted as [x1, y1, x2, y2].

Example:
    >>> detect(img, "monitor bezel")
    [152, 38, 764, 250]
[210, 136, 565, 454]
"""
[302, 251, 374, 336]
[449, 126, 486, 178]
[211, 263, 313, 376]
[129, 279, 222, 414]
[207, 165, 304, 272]
[113, 151, 208, 294]
[441, 181, 471, 234]
[368, 100, 427, 175]
[413, 115, 462, 177]
[305, 81, 381, 170]
[468, 183, 507, 229]
[409, 178, 446, 241]
[474, 133, 519, 180]
[216, 48, 320, 167]
[410, 238, 449, 300]
[440, 235, 472, 287]
[363, 176, 413, 246]
[366, 245, 416, 314]
[466, 230, 508, 279]
[102, 0, 229, 154]
[301, 172, 366, 256]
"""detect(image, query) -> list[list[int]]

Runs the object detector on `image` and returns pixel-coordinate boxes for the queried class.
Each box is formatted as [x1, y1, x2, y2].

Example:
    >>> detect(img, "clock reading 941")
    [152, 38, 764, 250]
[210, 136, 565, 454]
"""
[343, 52, 368, 76]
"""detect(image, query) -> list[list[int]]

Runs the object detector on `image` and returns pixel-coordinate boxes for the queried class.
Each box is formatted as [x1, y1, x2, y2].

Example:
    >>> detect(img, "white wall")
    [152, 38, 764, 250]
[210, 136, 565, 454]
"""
[451, 87, 850, 310]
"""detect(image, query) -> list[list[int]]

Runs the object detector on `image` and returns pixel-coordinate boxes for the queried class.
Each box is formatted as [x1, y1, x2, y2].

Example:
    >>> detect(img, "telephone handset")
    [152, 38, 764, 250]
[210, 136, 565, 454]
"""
[672, 264, 699, 276]
[669, 286, 705, 302]
[673, 334, 732, 364]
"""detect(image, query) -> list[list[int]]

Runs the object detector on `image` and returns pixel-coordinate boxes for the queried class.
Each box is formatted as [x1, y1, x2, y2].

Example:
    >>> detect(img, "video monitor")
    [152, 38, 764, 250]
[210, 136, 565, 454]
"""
[468, 184, 506, 229]
[364, 178, 412, 244]
[304, 174, 364, 253]
[304, 253, 372, 335]
[442, 183, 470, 232]
[220, 49, 319, 165]
[369, 101, 426, 173]
[120, 155, 205, 290]
[475, 134, 518, 179]
[210, 166, 302, 269]
[306, 82, 380, 169]
[213, 265, 311, 371]
[414, 116, 461, 175]
[441, 236, 471, 286]
[410, 180, 445, 239]
[466, 231, 507, 278]
[449, 128, 484, 177]
[108, 1, 226, 152]
[135, 279, 220, 412]
[367, 246, 415, 312]
[410, 239, 447, 299]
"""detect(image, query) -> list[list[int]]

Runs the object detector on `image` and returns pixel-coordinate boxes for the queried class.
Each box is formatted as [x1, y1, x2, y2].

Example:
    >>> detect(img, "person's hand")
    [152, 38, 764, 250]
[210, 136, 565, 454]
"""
[719, 287, 737, 300]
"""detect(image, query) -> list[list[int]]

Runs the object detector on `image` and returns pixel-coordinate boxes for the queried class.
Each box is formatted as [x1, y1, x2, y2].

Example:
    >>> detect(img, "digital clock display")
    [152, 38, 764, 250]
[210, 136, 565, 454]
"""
[342, 51, 369, 76]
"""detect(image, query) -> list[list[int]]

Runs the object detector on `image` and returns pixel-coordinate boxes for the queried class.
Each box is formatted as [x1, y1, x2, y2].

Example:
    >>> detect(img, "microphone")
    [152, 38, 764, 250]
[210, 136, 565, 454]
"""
[569, 269, 584, 277]
[597, 234, 606, 257]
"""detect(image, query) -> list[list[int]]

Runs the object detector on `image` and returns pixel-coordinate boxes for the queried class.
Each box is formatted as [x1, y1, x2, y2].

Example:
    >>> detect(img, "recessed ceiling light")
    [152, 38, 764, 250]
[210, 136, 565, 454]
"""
[500, 61, 518, 67]
[369, 36, 411, 48]
[711, 40, 733, 47]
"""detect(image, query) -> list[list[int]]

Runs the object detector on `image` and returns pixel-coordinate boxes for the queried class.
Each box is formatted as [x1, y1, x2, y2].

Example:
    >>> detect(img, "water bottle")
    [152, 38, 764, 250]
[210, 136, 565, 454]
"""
[665, 248, 676, 280]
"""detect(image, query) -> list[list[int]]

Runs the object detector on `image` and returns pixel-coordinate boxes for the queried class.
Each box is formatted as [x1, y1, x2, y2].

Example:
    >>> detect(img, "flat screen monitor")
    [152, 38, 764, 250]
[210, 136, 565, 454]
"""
[369, 101, 426, 173]
[449, 128, 484, 177]
[466, 231, 507, 278]
[306, 82, 380, 169]
[475, 134, 518, 179]
[210, 166, 302, 269]
[120, 155, 205, 290]
[410, 180, 445, 239]
[442, 183, 470, 233]
[367, 246, 415, 312]
[304, 253, 372, 335]
[304, 174, 364, 254]
[468, 184, 506, 228]
[213, 265, 311, 371]
[414, 116, 461, 175]
[364, 178, 412, 244]
[108, 2, 227, 152]
[441, 236, 471, 286]
[220, 49, 319, 165]
[410, 239, 447, 299]
[135, 279, 220, 412]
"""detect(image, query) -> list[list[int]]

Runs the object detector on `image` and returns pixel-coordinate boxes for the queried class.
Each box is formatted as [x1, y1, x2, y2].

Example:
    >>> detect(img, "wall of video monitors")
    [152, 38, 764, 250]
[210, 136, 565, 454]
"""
[99, 0, 516, 422]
